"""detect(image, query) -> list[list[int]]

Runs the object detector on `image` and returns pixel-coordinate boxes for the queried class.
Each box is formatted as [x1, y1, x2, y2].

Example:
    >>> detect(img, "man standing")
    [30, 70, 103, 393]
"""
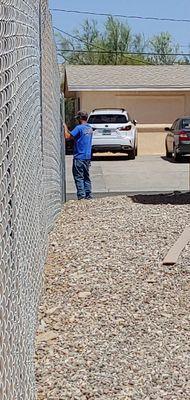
[64, 111, 93, 200]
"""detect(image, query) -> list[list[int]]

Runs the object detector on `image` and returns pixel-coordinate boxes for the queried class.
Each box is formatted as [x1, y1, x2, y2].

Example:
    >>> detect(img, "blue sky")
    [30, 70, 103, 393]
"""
[49, 0, 190, 50]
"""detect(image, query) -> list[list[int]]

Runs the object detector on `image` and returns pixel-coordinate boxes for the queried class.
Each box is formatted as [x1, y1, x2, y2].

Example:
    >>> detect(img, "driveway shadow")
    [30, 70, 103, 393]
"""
[161, 156, 190, 164]
[130, 192, 190, 205]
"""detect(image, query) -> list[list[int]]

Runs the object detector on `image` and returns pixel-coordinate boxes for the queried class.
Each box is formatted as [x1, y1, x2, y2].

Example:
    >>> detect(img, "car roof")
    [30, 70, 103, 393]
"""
[174, 116, 190, 121]
[89, 108, 127, 115]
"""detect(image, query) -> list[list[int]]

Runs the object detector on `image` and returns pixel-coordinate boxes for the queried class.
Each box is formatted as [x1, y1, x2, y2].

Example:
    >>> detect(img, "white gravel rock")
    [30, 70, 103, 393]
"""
[36, 194, 190, 400]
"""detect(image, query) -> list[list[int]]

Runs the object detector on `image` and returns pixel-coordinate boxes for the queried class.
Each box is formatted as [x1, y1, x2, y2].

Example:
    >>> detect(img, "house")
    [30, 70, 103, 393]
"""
[62, 64, 190, 154]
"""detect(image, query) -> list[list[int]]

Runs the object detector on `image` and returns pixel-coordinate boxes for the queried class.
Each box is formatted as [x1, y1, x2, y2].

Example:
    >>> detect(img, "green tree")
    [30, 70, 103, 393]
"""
[57, 17, 148, 65]
[57, 20, 184, 66]
[148, 32, 179, 64]
[132, 33, 147, 53]
[98, 16, 132, 64]
[179, 44, 190, 64]
[56, 20, 100, 64]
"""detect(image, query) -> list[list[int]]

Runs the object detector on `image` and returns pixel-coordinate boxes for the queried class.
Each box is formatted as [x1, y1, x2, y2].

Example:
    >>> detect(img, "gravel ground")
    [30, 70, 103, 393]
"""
[36, 194, 190, 400]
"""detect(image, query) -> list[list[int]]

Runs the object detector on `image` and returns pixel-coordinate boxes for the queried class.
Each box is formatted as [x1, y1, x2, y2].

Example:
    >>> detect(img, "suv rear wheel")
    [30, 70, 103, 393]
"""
[128, 148, 136, 160]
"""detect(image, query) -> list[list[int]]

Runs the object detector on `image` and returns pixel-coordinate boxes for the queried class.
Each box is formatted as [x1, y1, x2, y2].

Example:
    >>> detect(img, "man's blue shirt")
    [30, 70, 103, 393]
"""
[71, 123, 93, 160]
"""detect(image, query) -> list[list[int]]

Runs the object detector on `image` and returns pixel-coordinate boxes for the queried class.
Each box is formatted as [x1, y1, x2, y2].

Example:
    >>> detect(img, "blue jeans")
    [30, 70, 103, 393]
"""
[72, 159, 92, 200]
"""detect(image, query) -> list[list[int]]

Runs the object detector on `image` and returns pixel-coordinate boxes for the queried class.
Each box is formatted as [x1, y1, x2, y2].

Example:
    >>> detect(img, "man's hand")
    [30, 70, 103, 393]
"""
[64, 123, 72, 139]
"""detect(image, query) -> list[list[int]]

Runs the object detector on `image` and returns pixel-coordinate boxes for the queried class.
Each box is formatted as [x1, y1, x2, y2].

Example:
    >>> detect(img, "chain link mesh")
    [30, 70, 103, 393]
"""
[41, 0, 64, 230]
[0, 1, 64, 399]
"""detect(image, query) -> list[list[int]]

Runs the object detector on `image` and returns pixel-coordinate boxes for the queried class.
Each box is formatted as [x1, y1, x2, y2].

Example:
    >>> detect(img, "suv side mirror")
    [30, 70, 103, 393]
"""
[133, 119, 137, 126]
[164, 127, 171, 132]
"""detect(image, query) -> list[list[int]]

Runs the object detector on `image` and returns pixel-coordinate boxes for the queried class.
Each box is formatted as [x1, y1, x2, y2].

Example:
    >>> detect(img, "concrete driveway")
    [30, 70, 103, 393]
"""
[66, 155, 190, 198]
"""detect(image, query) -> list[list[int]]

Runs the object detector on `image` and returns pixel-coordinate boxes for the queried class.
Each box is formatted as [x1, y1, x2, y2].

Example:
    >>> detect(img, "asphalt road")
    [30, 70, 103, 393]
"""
[66, 154, 190, 199]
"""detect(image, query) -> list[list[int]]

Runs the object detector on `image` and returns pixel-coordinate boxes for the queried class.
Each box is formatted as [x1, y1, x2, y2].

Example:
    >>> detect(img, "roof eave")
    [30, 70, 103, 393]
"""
[67, 86, 190, 92]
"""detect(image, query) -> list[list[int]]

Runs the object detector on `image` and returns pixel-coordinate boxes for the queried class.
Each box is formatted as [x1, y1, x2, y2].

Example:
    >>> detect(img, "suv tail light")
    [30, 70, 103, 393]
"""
[177, 131, 190, 141]
[118, 125, 131, 131]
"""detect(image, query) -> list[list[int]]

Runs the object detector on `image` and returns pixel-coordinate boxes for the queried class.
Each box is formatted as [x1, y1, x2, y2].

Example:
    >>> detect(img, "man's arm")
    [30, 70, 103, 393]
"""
[63, 123, 73, 139]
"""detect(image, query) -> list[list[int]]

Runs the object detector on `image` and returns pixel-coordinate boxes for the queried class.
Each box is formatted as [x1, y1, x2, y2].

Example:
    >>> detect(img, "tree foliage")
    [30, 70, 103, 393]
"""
[57, 17, 189, 65]
[148, 32, 179, 64]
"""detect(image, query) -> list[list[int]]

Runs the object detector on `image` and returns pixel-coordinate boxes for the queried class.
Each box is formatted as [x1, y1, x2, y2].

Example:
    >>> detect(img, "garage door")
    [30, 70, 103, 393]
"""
[116, 94, 185, 124]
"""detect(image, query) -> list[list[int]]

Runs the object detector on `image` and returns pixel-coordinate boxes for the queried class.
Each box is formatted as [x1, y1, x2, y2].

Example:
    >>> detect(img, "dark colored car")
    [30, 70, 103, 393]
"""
[165, 117, 190, 161]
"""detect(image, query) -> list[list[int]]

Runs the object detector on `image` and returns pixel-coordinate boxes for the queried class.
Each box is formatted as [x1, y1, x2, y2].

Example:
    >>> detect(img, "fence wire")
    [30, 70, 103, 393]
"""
[41, 0, 64, 230]
[0, 1, 65, 399]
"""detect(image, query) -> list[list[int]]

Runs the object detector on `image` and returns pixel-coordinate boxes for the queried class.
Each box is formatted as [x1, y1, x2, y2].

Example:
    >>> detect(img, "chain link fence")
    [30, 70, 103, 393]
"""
[41, 0, 65, 229]
[0, 1, 65, 399]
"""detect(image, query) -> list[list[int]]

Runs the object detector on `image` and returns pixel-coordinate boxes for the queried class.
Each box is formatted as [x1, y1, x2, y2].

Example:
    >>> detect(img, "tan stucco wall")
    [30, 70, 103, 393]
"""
[184, 93, 190, 114]
[138, 131, 166, 155]
[77, 90, 190, 124]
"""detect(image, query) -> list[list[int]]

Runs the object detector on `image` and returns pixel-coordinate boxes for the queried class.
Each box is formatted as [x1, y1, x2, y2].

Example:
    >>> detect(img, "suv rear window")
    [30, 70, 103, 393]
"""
[88, 114, 128, 124]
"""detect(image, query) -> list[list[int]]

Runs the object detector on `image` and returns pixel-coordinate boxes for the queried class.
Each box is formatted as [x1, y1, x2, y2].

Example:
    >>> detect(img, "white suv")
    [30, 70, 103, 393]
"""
[88, 108, 138, 159]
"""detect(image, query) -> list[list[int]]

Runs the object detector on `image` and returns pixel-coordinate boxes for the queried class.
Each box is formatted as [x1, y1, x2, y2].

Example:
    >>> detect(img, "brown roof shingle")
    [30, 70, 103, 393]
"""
[65, 65, 190, 91]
